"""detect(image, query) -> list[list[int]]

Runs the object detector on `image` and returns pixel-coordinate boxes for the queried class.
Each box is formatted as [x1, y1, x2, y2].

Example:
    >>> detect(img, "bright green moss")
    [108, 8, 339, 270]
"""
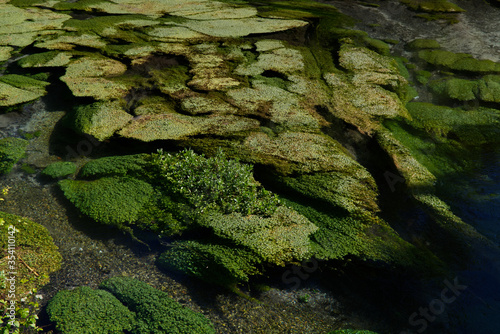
[198, 206, 317, 266]
[428, 77, 478, 101]
[405, 102, 500, 145]
[415, 70, 432, 84]
[42, 161, 77, 179]
[0, 74, 49, 92]
[47, 286, 136, 334]
[407, 38, 441, 50]
[0, 211, 62, 297]
[78, 154, 150, 179]
[363, 36, 390, 55]
[478, 75, 500, 103]
[58, 176, 154, 226]
[418, 49, 500, 73]
[0, 137, 29, 175]
[100, 276, 215, 334]
[17, 51, 72, 68]
[157, 240, 261, 286]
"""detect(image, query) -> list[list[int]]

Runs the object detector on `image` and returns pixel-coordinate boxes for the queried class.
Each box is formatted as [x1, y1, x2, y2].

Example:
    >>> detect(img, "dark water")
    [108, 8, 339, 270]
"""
[438, 146, 500, 334]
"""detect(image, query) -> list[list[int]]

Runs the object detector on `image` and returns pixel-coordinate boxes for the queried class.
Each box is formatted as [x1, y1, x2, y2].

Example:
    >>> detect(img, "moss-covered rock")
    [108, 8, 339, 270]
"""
[47, 286, 136, 334]
[60, 57, 129, 100]
[400, 0, 465, 12]
[0, 137, 29, 175]
[100, 276, 215, 334]
[41, 161, 77, 178]
[158, 240, 262, 285]
[17, 51, 72, 68]
[198, 206, 318, 266]
[0, 211, 62, 297]
[58, 176, 154, 226]
[0, 75, 49, 107]
[68, 100, 133, 141]
[418, 49, 500, 73]
[78, 154, 149, 179]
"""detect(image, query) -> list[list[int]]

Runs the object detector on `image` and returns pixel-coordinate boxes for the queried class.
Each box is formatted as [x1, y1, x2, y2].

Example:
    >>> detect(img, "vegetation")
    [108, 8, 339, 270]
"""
[41, 162, 76, 179]
[0, 211, 62, 333]
[47, 286, 136, 334]
[100, 276, 215, 334]
[0, 138, 29, 175]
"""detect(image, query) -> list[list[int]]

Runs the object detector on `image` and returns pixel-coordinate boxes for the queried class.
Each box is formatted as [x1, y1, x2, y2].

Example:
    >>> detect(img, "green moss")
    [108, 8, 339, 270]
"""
[407, 38, 441, 50]
[400, 0, 465, 12]
[405, 102, 500, 145]
[363, 36, 390, 56]
[17, 51, 72, 68]
[20, 163, 36, 174]
[415, 70, 432, 84]
[157, 240, 261, 286]
[100, 276, 215, 334]
[198, 206, 317, 266]
[478, 75, 500, 103]
[428, 77, 478, 101]
[0, 211, 62, 297]
[42, 161, 77, 179]
[68, 101, 133, 141]
[418, 49, 500, 73]
[47, 286, 136, 334]
[0, 74, 49, 92]
[0, 137, 29, 175]
[58, 176, 154, 226]
[78, 154, 149, 179]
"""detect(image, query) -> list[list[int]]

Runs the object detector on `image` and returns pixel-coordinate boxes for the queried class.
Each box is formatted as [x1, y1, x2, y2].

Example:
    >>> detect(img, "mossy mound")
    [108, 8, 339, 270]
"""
[418, 49, 500, 73]
[78, 154, 149, 179]
[67, 100, 133, 141]
[47, 286, 136, 334]
[17, 51, 72, 68]
[405, 102, 500, 146]
[406, 38, 441, 50]
[0, 137, 29, 175]
[158, 240, 262, 286]
[429, 75, 500, 104]
[59, 176, 154, 226]
[0, 211, 62, 297]
[100, 276, 215, 334]
[41, 161, 77, 178]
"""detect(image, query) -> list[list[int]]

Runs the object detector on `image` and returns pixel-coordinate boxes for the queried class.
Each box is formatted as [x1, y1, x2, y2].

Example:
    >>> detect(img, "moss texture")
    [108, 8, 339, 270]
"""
[41, 161, 77, 178]
[100, 276, 215, 334]
[0, 211, 62, 297]
[47, 286, 136, 334]
[0, 137, 29, 175]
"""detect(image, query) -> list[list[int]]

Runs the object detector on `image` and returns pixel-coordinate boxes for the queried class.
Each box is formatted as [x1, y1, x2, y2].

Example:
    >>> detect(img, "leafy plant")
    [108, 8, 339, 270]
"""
[152, 148, 281, 216]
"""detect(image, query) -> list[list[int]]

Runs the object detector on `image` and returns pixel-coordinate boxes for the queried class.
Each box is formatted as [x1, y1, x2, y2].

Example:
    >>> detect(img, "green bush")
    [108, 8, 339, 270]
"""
[41, 162, 76, 179]
[59, 176, 153, 225]
[0, 138, 29, 175]
[46, 286, 136, 334]
[152, 148, 281, 216]
[100, 276, 215, 334]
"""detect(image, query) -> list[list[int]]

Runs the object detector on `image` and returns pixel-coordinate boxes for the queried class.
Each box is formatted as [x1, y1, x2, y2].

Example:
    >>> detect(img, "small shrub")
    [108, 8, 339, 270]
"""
[41, 162, 76, 179]
[152, 148, 281, 216]
[46, 286, 136, 334]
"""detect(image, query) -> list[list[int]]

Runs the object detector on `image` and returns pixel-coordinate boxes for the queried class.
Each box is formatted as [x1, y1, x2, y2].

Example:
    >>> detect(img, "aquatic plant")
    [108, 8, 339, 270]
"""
[58, 176, 154, 226]
[0, 138, 29, 175]
[47, 286, 136, 334]
[152, 148, 281, 216]
[41, 162, 76, 179]
[100, 276, 215, 334]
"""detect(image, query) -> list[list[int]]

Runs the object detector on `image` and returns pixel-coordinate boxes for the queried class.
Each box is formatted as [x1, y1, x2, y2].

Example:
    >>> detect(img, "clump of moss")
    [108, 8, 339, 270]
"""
[400, 0, 464, 12]
[158, 240, 262, 286]
[78, 154, 149, 179]
[406, 38, 441, 50]
[100, 276, 215, 334]
[47, 286, 136, 334]
[418, 49, 500, 73]
[0, 137, 29, 175]
[42, 161, 77, 179]
[415, 70, 432, 84]
[428, 77, 478, 101]
[58, 176, 154, 226]
[0, 211, 62, 297]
